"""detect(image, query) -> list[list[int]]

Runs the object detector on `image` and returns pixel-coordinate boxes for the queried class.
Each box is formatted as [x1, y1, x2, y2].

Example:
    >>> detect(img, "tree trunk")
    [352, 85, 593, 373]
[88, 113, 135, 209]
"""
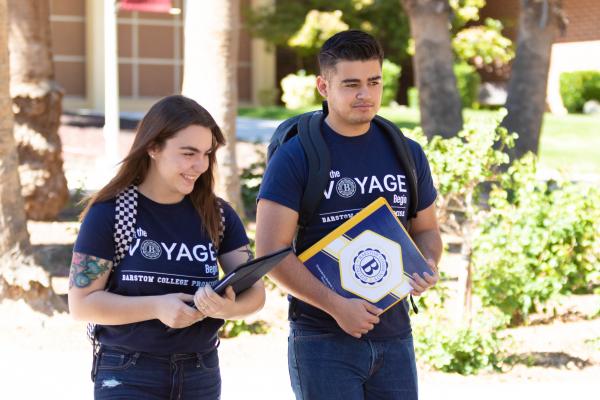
[8, 0, 68, 220]
[401, 0, 463, 139]
[0, 0, 63, 313]
[182, 0, 245, 216]
[502, 0, 565, 160]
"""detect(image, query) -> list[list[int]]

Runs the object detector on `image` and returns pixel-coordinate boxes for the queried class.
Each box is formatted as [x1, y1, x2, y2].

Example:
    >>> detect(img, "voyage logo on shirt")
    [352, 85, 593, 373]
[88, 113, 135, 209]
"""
[129, 226, 218, 274]
[325, 170, 408, 200]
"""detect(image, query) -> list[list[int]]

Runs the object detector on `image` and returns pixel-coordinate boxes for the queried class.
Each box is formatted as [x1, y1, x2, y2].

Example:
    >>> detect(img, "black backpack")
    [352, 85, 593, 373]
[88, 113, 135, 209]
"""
[267, 101, 419, 251]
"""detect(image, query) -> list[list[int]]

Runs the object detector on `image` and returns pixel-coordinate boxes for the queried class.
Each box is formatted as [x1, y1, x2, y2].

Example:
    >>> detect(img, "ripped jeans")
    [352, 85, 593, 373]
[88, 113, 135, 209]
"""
[93, 346, 221, 400]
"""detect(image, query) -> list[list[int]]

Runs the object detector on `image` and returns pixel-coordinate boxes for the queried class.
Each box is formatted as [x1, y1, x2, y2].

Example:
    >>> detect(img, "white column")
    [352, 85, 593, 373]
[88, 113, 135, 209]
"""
[103, 0, 120, 170]
[251, 0, 276, 106]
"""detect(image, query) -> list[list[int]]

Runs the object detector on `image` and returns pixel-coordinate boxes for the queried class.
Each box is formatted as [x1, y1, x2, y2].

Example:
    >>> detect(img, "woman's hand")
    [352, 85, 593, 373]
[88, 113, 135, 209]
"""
[194, 285, 237, 319]
[155, 293, 206, 328]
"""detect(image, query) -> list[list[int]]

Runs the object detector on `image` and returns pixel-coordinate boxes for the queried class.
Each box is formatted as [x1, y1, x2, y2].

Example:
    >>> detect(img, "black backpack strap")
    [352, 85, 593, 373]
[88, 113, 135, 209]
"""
[373, 116, 419, 220]
[295, 111, 330, 249]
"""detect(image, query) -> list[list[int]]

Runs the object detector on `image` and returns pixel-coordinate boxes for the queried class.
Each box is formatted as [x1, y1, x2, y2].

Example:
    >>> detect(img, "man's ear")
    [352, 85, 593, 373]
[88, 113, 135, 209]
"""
[316, 75, 328, 98]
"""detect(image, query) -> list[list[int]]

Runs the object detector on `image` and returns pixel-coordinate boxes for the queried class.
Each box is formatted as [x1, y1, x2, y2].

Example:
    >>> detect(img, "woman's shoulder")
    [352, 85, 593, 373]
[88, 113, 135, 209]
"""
[81, 198, 117, 224]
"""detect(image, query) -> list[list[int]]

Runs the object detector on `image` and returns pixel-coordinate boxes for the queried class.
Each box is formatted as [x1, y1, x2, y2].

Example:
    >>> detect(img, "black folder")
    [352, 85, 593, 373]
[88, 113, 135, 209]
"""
[213, 246, 292, 295]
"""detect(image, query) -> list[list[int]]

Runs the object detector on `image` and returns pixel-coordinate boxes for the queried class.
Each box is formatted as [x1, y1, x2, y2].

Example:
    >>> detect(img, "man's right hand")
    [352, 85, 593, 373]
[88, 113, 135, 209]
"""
[330, 297, 382, 338]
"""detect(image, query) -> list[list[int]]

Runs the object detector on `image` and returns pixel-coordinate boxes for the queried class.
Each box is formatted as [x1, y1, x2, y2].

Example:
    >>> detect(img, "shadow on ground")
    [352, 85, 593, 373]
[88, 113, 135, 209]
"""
[506, 351, 594, 369]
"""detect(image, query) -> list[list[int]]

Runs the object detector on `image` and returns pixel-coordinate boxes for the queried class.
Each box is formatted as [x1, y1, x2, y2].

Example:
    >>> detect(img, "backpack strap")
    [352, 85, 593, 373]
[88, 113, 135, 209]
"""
[373, 115, 419, 220]
[295, 111, 330, 248]
[86, 185, 138, 346]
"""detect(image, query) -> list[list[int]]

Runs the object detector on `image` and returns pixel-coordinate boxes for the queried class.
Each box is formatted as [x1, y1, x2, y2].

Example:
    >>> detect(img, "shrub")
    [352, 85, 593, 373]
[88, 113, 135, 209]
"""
[472, 156, 600, 324]
[413, 310, 507, 375]
[407, 87, 419, 109]
[454, 62, 481, 109]
[240, 157, 265, 219]
[559, 70, 600, 113]
[281, 70, 319, 110]
[382, 59, 401, 106]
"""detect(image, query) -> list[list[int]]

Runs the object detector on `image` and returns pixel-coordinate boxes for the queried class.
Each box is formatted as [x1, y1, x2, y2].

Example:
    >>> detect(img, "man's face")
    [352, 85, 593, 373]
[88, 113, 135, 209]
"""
[317, 59, 383, 128]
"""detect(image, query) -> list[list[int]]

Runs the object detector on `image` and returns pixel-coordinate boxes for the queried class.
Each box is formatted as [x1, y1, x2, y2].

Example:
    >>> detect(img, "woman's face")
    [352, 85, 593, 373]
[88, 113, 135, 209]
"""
[148, 124, 214, 201]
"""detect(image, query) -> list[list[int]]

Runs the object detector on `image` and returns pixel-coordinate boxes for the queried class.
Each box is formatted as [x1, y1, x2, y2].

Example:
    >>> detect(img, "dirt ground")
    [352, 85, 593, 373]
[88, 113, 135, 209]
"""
[1, 123, 599, 399]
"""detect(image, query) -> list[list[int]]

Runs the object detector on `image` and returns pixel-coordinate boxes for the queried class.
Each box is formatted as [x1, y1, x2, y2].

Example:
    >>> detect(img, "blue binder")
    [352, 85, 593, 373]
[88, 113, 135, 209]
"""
[299, 197, 432, 313]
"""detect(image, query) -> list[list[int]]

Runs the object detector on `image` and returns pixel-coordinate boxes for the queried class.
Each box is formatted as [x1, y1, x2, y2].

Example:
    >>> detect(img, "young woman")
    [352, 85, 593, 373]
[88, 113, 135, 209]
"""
[68, 95, 264, 399]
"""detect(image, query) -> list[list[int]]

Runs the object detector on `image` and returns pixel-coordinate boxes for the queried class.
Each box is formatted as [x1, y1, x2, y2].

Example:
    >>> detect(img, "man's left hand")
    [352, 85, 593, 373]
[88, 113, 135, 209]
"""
[410, 259, 439, 296]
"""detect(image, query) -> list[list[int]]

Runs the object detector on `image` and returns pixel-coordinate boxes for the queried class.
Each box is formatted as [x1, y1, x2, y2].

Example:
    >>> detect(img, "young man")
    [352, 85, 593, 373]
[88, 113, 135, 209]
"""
[255, 30, 442, 400]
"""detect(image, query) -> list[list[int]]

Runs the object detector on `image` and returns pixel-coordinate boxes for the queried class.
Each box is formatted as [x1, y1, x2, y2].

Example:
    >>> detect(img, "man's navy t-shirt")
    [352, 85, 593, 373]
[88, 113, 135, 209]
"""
[74, 193, 248, 354]
[258, 121, 437, 339]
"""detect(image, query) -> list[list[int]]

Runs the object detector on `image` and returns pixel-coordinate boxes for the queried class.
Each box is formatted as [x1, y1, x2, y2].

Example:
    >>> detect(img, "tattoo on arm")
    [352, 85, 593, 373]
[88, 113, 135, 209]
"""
[69, 252, 112, 289]
[240, 245, 254, 263]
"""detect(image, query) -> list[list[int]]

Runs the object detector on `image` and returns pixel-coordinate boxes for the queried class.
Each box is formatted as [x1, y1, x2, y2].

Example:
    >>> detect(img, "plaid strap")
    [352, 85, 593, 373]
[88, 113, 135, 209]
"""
[86, 185, 138, 343]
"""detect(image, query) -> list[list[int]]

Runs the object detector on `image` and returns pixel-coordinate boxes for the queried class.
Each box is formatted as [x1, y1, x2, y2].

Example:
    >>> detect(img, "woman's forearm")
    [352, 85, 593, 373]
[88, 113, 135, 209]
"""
[69, 290, 159, 325]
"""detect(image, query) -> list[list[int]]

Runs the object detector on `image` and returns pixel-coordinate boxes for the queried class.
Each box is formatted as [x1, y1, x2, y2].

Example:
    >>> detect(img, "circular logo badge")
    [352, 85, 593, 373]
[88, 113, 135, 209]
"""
[352, 248, 388, 285]
[140, 239, 162, 260]
[336, 178, 356, 198]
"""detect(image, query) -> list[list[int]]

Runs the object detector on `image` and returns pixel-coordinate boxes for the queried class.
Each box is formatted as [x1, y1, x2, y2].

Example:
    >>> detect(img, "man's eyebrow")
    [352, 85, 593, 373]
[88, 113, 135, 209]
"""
[340, 76, 382, 84]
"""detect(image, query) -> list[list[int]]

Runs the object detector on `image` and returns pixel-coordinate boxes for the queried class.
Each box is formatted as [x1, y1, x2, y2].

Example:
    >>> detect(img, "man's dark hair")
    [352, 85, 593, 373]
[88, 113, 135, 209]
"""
[318, 30, 384, 76]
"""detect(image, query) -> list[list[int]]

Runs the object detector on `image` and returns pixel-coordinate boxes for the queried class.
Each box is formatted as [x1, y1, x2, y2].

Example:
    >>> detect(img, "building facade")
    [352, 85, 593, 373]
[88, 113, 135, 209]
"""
[50, 0, 275, 113]
[482, 0, 600, 113]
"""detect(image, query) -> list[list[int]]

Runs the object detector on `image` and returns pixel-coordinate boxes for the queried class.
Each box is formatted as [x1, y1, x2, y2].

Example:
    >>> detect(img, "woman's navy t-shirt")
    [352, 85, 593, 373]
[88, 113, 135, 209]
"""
[74, 193, 248, 354]
[258, 121, 437, 339]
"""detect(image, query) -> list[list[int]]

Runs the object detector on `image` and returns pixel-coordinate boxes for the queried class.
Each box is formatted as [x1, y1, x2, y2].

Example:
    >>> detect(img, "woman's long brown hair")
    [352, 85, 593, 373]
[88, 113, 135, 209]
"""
[80, 95, 226, 245]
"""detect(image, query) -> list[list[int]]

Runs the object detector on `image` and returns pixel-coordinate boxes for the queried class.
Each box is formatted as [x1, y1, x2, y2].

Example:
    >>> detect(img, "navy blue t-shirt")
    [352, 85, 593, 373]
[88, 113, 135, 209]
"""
[258, 121, 437, 338]
[74, 192, 248, 354]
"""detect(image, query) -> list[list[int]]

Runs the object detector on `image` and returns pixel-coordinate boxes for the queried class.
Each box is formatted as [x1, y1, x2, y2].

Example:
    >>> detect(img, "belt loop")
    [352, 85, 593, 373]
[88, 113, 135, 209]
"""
[196, 353, 202, 368]
[131, 352, 141, 366]
[90, 341, 101, 382]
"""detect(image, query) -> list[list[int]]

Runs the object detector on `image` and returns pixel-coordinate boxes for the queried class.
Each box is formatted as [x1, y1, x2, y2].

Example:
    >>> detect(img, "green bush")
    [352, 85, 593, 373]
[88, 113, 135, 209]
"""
[560, 70, 600, 113]
[382, 59, 401, 106]
[281, 70, 320, 110]
[472, 156, 600, 325]
[240, 158, 265, 218]
[407, 87, 419, 109]
[413, 311, 507, 375]
[454, 62, 481, 109]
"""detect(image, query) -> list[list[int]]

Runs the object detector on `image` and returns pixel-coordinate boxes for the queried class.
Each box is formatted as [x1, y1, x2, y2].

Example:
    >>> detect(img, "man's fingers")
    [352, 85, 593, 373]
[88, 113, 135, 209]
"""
[362, 301, 383, 316]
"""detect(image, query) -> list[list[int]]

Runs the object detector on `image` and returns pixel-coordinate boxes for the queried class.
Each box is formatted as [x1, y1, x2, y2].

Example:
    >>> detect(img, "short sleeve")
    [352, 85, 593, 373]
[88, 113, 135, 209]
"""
[409, 140, 438, 211]
[218, 201, 249, 255]
[73, 201, 116, 261]
[257, 138, 308, 212]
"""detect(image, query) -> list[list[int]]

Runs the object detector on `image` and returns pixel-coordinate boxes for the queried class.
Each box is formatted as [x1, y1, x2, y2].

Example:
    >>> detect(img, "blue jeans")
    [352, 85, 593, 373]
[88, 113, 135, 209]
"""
[93, 346, 221, 400]
[288, 328, 418, 400]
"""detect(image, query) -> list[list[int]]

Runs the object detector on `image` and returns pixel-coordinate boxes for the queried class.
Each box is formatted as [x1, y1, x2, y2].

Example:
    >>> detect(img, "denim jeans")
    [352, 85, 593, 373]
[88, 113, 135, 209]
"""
[93, 346, 221, 400]
[288, 328, 418, 400]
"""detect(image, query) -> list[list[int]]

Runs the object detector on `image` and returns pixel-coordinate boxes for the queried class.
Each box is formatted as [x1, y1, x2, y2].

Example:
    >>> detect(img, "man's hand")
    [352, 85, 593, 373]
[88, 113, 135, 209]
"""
[330, 297, 382, 338]
[410, 258, 439, 296]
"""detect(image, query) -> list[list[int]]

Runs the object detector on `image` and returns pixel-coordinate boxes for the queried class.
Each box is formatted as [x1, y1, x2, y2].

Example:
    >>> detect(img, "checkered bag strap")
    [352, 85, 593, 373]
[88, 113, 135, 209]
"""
[113, 185, 139, 265]
[217, 200, 226, 246]
[86, 185, 139, 343]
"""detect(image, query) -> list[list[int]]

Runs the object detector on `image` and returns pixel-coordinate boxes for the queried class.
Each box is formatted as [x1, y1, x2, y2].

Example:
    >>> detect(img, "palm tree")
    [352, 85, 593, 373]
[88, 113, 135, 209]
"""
[8, 0, 69, 220]
[401, 0, 463, 139]
[502, 0, 567, 160]
[0, 0, 61, 311]
[181, 0, 244, 215]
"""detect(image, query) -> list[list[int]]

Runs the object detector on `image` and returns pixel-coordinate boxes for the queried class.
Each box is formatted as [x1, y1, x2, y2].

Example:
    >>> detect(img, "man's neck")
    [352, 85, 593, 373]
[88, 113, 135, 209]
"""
[325, 115, 371, 137]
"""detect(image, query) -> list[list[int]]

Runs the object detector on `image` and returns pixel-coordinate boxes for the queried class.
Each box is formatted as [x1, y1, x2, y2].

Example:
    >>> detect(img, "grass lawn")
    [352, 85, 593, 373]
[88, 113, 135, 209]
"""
[238, 106, 600, 177]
